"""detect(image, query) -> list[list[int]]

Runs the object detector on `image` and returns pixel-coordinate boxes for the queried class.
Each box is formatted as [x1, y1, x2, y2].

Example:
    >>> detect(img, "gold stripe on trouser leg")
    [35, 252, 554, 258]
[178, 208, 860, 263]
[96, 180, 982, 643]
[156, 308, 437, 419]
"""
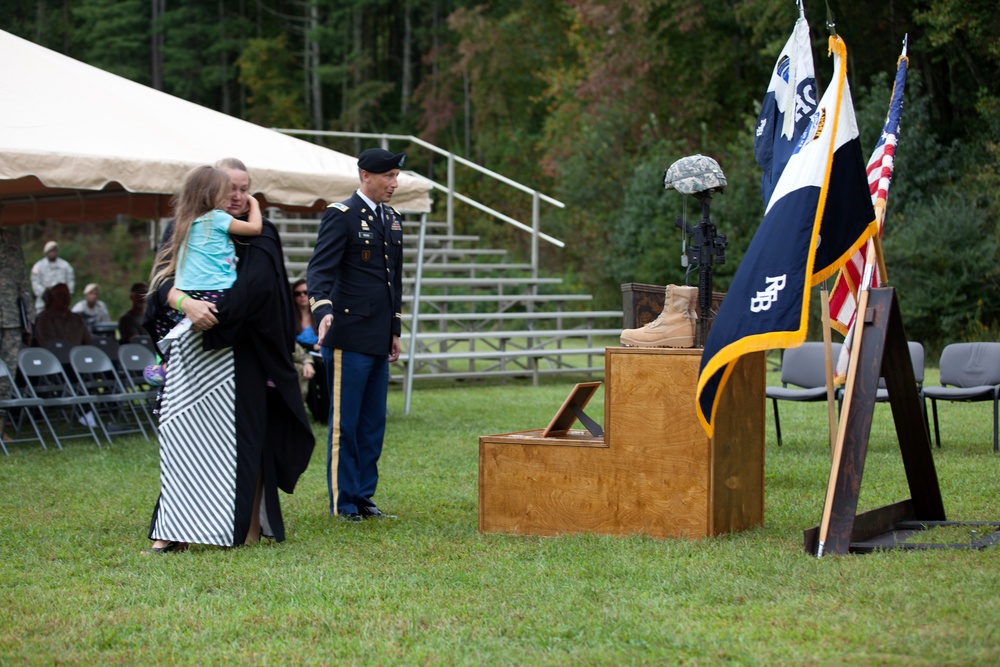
[329, 348, 342, 515]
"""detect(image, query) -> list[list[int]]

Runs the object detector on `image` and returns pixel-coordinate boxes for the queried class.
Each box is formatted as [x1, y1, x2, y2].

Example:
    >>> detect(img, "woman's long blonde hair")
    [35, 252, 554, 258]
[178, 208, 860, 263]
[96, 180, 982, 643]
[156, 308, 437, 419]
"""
[149, 165, 230, 291]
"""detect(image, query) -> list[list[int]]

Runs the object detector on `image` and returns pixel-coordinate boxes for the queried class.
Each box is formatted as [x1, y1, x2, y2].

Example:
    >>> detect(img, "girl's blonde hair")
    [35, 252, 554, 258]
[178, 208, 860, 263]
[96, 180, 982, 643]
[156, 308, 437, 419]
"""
[149, 165, 230, 292]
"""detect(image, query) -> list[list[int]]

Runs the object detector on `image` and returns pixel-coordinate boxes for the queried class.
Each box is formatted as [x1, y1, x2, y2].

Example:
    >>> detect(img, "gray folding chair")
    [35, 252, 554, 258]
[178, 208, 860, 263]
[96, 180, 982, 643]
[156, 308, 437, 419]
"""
[880, 342, 927, 435]
[836, 341, 926, 407]
[117, 343, 160, 436]
[18, 347, 103, 448]
[129, 334, 157, 356]
[766, 342, 841, 447]
[874, 341, 925, 399]
[93, 336, 120, 367]
[0, 358, 53, 454]
[922, 342, 1000, 453]
[70, 345, 150, 442]
[44, 340, 72, 366]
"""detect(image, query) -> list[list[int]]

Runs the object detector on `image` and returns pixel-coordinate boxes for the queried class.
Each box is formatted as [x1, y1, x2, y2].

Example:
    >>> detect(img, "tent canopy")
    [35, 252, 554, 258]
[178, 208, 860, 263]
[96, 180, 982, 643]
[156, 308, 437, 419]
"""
[0, 30, 432, 226]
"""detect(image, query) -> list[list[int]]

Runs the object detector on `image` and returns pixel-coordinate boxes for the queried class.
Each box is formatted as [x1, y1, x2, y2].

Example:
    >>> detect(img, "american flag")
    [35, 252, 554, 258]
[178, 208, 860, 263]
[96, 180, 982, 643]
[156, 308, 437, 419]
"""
[828, 42, 909, 335]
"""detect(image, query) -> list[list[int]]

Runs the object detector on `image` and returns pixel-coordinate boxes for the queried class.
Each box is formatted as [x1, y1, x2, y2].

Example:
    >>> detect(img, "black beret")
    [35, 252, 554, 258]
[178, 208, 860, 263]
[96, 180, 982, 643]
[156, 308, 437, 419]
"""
[357, 148, 406, 173]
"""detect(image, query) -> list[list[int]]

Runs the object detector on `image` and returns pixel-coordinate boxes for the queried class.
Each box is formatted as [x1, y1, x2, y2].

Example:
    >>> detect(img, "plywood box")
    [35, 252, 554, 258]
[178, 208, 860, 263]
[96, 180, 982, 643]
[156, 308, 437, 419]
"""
[478, 347, 765, 538]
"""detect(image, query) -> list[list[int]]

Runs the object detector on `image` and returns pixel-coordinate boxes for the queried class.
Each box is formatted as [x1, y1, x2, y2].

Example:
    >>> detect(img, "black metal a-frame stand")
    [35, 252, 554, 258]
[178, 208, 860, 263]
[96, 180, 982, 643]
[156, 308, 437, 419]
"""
[804, 287, 1000, 554]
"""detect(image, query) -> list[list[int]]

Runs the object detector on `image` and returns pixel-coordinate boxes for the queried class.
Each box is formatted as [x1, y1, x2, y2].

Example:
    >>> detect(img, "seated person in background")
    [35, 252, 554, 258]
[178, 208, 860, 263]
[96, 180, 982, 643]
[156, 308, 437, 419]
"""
[34, 283, 93, 348]
[292, 279, 320, 351]
[291, 279, 327, 423]
[118, 282, 148, 342]
[71, 283, 111, 331]
[31, 240, 75, 314]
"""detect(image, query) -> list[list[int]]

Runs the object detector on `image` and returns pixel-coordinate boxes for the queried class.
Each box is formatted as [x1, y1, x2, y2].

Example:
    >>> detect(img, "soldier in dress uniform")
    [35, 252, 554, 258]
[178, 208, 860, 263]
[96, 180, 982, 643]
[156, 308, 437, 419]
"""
[307, 147, 405, 521]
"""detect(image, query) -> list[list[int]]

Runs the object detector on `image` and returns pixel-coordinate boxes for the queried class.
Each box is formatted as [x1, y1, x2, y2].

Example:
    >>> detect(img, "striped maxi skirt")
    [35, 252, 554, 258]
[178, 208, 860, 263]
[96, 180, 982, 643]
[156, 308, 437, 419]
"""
[149, 330, 240, 547]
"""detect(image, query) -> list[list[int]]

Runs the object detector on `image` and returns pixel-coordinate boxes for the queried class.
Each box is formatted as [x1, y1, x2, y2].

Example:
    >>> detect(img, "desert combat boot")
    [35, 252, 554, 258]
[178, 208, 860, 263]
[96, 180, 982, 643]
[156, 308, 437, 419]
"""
[620, 284, 697, 348]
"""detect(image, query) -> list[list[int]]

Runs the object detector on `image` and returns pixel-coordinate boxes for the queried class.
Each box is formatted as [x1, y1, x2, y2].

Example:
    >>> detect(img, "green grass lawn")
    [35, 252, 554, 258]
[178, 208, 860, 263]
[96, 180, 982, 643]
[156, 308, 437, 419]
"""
[1, 367, 999, 665]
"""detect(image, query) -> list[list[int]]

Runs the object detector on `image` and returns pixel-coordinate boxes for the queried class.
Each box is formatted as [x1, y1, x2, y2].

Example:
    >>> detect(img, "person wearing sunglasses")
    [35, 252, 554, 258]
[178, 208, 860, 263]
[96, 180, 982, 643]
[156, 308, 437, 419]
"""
[290, 278, 327, 421]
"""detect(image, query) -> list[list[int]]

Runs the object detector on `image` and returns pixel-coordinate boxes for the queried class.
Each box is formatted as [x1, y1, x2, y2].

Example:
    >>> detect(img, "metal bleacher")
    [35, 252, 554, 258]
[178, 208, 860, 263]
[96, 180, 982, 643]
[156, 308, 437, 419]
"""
[274, 130, 621, 413]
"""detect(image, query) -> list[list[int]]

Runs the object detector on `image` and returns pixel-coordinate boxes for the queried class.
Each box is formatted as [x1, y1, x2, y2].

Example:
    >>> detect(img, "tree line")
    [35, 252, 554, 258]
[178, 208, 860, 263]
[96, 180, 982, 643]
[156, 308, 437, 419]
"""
[8, 0, 1000, 352]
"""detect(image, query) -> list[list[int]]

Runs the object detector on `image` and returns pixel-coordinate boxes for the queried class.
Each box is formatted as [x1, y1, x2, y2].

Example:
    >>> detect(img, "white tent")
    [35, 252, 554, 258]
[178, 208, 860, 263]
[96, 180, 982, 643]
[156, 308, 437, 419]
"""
[0, 30, 432, 226]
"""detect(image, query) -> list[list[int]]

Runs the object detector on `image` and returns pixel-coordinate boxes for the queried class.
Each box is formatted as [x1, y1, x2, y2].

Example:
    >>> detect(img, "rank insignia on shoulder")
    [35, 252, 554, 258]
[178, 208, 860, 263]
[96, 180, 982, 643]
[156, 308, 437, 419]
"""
[328, 202, 349, 212]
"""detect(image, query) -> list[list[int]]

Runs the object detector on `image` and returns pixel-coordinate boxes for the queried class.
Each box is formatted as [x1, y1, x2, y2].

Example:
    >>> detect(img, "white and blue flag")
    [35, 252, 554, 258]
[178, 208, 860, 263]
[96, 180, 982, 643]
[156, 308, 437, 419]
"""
[754, 8, 818, 207]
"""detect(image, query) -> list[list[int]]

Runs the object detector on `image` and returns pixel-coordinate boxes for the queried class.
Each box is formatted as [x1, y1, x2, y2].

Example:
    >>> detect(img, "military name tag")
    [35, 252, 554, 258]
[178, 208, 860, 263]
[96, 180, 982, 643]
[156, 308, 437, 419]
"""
[358, 231, 373, 239]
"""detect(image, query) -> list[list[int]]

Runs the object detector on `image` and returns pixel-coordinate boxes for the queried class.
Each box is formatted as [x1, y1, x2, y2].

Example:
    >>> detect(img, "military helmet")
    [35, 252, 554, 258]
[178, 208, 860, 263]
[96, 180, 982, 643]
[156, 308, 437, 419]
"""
[663, 154, 727, 196]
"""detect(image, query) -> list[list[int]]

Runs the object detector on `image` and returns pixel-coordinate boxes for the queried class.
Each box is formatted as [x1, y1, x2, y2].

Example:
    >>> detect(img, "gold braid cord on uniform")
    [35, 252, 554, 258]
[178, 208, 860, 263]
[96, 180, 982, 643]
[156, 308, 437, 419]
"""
[309, 298, 332, 312]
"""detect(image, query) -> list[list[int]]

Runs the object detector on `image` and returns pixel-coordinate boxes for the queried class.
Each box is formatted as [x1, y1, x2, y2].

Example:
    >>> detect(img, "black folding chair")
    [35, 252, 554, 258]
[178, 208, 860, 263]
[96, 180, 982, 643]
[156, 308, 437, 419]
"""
[117, 343, 160, 436]
[18, 347, 103, 448]
[70, 345, 150, 442]
[0, 358, 53, 454]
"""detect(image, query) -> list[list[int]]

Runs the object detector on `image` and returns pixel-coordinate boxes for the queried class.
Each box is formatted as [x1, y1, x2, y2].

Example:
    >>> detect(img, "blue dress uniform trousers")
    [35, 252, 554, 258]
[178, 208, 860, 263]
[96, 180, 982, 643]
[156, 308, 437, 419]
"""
[322, 345, 388, 515]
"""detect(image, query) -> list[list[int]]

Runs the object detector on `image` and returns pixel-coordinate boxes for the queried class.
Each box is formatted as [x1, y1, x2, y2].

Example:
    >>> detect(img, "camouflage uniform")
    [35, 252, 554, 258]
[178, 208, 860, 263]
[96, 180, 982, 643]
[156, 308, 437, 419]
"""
[0, 228, 34, 426]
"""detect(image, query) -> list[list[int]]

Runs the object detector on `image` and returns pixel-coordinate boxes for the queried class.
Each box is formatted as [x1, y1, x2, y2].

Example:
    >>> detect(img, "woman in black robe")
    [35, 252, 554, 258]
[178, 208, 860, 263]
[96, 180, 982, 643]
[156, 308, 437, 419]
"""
[144, 159, 314, 551]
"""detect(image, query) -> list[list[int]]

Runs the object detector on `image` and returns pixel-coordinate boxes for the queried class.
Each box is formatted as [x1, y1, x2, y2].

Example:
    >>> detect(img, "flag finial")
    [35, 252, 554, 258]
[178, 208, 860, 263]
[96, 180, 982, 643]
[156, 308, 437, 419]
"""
[825, 1, 837, 36]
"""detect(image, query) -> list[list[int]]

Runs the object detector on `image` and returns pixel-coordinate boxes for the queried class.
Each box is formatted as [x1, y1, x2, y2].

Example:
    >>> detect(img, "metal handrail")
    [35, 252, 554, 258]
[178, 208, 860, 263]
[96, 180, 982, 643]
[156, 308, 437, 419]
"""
[273, 129, 570, 413]
[426, 181, 564, 248]
[404, 212, 428, 414]
[272, 129, 565, 277]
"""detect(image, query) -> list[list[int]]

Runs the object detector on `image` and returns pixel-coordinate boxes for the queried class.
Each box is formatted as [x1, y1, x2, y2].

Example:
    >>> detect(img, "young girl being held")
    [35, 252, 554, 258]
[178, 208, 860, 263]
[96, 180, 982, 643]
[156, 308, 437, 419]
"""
[145, 165, 262, 385]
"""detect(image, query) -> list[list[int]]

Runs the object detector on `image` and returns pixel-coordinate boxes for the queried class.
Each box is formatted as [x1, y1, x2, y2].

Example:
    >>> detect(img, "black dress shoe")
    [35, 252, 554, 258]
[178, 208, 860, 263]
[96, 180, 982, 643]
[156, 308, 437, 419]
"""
[338, 512, 362, 523]
[359, 505, 396, 519]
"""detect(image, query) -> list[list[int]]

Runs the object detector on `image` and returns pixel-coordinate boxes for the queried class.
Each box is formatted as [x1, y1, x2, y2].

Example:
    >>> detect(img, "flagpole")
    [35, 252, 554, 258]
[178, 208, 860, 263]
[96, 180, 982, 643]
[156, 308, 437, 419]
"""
[873, 206, 888, 285]
[819, 283, 838, 455]
[816, 3, 842, 460]
[817, 237, 876, 557]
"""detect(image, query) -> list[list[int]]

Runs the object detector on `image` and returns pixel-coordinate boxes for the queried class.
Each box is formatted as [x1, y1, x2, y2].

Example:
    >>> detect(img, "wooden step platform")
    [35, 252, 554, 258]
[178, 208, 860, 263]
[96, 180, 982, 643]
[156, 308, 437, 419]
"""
[478, 347, 765, 539]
